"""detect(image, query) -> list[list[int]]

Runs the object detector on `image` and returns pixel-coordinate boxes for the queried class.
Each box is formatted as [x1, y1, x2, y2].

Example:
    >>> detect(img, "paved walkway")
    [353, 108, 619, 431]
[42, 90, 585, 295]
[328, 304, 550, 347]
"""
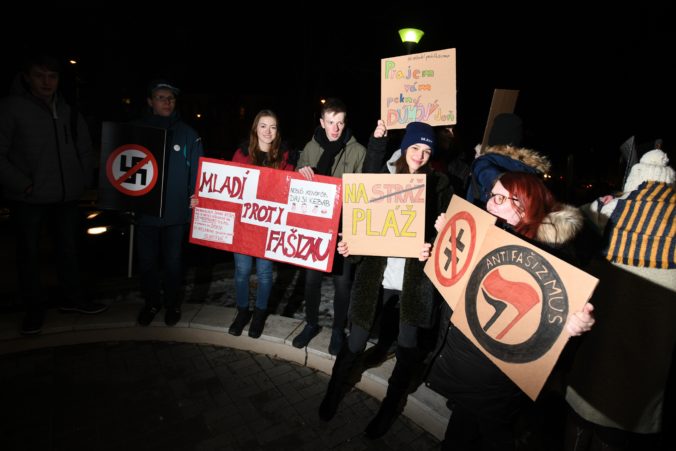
[0, 340, 440, 451]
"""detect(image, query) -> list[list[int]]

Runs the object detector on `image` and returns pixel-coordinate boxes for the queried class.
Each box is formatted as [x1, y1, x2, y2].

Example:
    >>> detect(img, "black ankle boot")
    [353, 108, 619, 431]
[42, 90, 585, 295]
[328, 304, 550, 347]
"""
[248, 308, 267, 338]
[364, 346, 426, 439]
[319, 344, 361, 421]
[229, 307, 252, 336]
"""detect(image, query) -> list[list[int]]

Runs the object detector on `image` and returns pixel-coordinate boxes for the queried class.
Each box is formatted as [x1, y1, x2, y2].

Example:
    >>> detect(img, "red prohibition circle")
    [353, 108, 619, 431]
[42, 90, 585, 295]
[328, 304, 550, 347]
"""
[106, 144, 158, 197]
[434, 211, 476, 286]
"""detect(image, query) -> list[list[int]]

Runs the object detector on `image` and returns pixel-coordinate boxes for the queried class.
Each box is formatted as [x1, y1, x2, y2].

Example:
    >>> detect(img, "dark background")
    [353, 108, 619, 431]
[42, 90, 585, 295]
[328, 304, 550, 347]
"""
[2, 5, 674, 202]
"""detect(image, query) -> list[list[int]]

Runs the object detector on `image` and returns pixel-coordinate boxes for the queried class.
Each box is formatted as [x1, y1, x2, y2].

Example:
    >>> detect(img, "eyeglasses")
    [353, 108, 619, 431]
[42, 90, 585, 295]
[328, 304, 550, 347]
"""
[489, 193, 519, 205]
[153, 95, 176, 103]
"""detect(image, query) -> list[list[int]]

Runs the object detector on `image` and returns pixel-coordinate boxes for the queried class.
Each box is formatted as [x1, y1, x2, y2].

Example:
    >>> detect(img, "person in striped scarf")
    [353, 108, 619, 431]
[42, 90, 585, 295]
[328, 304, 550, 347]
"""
[565, 148, 676, 450]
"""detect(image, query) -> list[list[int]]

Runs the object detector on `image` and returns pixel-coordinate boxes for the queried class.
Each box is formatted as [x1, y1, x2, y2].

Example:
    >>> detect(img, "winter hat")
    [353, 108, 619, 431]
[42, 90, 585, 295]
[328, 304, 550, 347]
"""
[487, 113, 523, 147]
[624, 149, 675, 192]
[148, 79, 180, 97]
[401, 122, 436, 156]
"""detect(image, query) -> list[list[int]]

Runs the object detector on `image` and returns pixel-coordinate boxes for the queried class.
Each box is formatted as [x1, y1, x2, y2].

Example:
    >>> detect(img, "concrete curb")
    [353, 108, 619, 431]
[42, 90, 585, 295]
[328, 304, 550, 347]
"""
[0, 300, 450, 440]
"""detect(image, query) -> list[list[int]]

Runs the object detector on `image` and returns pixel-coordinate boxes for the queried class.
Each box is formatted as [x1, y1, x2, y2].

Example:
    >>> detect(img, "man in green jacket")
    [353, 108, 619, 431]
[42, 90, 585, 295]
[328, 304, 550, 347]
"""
[293, 98, 365, 354]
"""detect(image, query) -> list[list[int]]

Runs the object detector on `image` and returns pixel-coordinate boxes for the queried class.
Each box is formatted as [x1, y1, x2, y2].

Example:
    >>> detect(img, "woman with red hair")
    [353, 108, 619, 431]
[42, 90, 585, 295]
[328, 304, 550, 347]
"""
[427, 171, 596, 450]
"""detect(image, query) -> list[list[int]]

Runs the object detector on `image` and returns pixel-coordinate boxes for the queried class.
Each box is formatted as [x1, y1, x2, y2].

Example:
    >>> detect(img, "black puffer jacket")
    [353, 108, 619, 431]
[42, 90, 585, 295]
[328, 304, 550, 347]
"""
[0, 76, 95, 203]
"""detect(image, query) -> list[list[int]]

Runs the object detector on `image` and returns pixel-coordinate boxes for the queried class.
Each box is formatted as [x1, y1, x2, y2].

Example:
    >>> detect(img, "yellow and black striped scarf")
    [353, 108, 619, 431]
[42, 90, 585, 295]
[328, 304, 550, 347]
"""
[604, 181, 676, 269]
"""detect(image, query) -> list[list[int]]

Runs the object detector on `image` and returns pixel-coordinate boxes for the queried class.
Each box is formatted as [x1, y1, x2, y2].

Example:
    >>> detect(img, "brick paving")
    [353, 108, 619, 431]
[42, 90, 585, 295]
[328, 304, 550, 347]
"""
[0, 341, 440, 451]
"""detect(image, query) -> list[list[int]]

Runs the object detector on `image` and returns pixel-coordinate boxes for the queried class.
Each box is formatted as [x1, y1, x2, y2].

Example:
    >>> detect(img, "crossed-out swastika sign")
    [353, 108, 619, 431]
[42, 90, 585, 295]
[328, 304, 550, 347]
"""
[424, 195, 496, 310]
[434, 210, 476, 287]
[106, 144, 158, 197]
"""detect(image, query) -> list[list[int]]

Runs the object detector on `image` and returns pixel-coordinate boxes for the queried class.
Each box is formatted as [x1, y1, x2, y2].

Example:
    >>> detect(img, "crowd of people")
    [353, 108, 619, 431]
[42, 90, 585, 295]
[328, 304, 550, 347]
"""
[1, 53, 674, 450]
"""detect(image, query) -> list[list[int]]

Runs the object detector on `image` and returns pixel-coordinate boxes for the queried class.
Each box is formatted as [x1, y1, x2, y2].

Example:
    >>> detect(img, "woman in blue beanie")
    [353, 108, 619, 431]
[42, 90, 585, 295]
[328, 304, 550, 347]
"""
[318, 121, 453, 439]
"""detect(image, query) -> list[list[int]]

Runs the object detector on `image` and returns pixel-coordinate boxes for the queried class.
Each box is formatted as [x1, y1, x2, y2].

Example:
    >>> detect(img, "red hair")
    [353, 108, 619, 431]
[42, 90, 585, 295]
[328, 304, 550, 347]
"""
[497, 172, 560, 239]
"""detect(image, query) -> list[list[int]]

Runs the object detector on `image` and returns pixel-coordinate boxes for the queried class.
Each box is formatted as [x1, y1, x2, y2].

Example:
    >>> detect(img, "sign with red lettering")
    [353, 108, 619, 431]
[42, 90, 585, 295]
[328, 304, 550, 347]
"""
[189, 158, 342, 272]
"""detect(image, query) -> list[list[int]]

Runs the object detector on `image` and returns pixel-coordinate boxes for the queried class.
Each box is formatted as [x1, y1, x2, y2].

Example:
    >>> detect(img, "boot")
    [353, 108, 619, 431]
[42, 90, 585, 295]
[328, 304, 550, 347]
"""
[319, 344, 361, 421]
[228, 307, 252, 336]
[248, 307, 267, 338]
[364, 345, 426, 439]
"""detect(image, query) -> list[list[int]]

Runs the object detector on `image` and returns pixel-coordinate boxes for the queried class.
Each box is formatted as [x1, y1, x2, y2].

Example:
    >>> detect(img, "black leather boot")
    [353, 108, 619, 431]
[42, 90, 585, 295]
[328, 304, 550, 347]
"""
[364, 345, 426, 439]
[319, 344, 362, 421]
[228, 307, 252, 336]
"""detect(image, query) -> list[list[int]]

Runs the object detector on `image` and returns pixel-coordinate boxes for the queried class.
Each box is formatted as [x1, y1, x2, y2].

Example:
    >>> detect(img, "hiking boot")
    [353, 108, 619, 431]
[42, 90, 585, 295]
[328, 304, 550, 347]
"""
[292, 323, 321, 348]
[329, 328, 345, 356]
[248, 308, 267, 339]
[138, 305, 160, 326]
[21, 309, 44, 335]
[59, 301, 108, 314]
[229, 307, 252, 336]
[164, 307, 182, 326]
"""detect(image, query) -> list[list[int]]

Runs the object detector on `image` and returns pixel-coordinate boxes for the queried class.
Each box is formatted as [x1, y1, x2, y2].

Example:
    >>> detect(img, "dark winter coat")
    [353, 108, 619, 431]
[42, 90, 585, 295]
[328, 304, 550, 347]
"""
[349, 135, 452, 331]
[425, 204, 585, 419]
[0, 76, 95, 204]
[135, 112, 203, 226]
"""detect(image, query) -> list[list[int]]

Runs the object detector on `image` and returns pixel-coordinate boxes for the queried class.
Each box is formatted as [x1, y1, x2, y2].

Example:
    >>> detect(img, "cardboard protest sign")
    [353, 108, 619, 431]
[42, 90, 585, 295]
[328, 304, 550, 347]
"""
[98, 122, 167, 216]
[381, 48, 456, 130]
[480, 89, 519, 152]
[342, 173, 426, 258]
[424, 195, 496, 308]
[189, 158, 342, 272]
[426, 196, 598, 400]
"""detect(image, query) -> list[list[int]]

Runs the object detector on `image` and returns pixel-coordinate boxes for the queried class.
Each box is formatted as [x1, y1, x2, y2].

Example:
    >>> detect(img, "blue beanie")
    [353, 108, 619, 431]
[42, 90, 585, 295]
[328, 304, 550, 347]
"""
[401, 122, 436, 156]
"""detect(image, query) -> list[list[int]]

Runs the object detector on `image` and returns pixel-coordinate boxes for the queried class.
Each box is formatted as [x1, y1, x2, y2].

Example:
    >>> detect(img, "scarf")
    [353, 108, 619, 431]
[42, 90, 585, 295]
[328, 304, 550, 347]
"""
[315, 128, 346, 176]
[604, 181, 676, 269]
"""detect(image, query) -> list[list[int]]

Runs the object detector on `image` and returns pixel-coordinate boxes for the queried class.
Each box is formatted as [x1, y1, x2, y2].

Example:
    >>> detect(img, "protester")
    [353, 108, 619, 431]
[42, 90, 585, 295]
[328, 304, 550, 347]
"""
[319, 121, 452, 440]
[293, 98, 366, 354]
[0, 54, 105, 335]
[564, 148, 676, 450]
[135, 79, 203, 327]
[426, 171, 596, 450]
[228, 109, 294, 338]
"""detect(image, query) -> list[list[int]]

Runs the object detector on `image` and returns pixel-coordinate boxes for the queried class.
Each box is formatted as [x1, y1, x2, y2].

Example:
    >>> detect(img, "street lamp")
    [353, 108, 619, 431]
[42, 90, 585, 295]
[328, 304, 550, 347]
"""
[398, 28, 424, 54]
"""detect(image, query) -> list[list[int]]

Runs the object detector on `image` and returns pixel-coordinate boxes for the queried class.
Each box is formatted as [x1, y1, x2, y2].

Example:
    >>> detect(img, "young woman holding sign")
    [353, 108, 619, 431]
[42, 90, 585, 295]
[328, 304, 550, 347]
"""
[426, 171, 596, 450]
[228, 109, 294, 338]
[319, 121, 452, 439]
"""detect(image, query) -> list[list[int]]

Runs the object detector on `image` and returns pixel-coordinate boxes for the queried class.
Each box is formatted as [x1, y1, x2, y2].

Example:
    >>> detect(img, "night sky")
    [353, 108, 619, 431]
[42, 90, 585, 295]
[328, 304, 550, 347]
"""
[2, 6, 674, 195]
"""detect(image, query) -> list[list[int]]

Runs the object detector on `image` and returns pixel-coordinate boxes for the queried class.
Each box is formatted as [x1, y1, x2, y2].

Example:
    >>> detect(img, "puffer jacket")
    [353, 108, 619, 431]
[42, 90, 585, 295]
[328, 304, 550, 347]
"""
[0, 76, 95, 203]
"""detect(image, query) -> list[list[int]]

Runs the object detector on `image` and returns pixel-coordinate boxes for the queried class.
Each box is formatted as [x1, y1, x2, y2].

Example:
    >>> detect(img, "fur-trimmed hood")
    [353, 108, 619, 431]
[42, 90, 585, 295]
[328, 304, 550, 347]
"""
[482, 145, 551, 174]
[467, 145, 551, 206]
[536, 204, 584, 246]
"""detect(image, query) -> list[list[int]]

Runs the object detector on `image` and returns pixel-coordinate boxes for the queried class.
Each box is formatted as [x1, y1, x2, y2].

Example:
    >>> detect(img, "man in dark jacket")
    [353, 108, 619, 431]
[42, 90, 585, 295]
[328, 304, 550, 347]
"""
[0, 54, 106, 335]
[134, 80, 204, 327]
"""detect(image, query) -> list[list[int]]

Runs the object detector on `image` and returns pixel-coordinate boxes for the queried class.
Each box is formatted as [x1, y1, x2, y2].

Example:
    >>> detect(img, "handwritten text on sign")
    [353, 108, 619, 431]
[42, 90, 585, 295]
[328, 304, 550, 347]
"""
[190, 159, 342, 272]
[342, 173, 426, 258]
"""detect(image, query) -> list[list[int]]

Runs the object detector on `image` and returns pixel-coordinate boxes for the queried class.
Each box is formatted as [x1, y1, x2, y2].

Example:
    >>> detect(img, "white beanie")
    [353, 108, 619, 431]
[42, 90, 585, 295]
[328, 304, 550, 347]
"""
[623, 149, 676, 192]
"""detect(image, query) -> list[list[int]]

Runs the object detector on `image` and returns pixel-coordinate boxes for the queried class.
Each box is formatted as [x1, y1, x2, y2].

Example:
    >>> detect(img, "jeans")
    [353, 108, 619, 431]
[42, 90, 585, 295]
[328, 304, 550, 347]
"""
[233, 253, 273, 310]
[13, 201, 84, 310]
[136, 223, 186, 308]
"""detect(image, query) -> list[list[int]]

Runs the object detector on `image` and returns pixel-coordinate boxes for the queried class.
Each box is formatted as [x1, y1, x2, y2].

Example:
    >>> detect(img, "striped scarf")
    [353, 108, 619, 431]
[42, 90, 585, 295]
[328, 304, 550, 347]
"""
[604, 181, 676, 269]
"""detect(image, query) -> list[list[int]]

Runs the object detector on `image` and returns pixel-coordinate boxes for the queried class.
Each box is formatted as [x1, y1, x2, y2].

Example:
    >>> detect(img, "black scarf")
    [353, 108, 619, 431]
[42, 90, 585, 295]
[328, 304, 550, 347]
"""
[315, 128, 346, 176]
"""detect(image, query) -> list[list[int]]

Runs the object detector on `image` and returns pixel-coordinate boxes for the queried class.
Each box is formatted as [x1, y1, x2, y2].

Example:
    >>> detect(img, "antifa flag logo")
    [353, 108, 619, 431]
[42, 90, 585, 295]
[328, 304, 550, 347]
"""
[481, 269, 540, 339]
[465, 245, 568, 363]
